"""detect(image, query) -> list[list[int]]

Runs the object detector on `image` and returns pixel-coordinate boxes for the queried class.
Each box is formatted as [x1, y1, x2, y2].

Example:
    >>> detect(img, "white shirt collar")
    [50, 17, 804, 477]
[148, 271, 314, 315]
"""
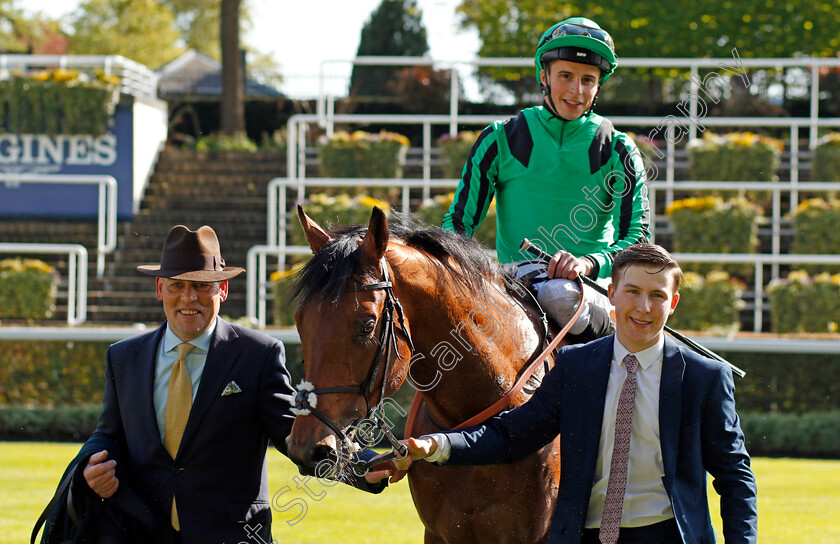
[612, 335, 665, 371]
[163, 317, 217, 354]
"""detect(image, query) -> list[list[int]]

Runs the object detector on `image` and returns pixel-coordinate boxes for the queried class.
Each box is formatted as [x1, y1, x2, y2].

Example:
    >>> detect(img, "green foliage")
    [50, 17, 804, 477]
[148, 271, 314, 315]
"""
[0, 405, 101, 440]
[350, 0, 430, 99]
[193, 131, 258, 152]
[0, 259, 56, 320]
[0, 71, 118, 136]
[767, 271, 840, 334]
[741, 411, 840, 457]
[667, 271, 744, 333]
[438, 131, 479, 179]
[270, 263, 305, 327]
[415, 192, 497, 249]
[68, 0, 184, 68]
[719, 350, 840, 414]
[688, 132, 783, 183]
[666, 196, 760, 277]
[812, 133, 840, 183]
[0, 340, 108, 406]
[317, 130, 410, 179]
[457, 0, 840, 97]
[259, 128, 287, 151]
[791, 199, 840, 275]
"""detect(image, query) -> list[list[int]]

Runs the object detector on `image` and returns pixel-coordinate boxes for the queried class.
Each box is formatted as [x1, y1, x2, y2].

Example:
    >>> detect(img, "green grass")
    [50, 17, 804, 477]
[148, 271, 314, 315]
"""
[4, 442, 839, 544]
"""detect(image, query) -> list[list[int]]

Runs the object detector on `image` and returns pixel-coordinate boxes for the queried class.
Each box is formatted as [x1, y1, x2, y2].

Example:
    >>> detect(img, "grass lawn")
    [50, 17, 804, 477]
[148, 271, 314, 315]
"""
[4, 441, 839, 543]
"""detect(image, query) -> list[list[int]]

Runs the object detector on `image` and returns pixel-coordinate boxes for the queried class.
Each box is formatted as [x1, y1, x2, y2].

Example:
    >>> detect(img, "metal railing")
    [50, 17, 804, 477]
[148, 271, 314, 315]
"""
[0, 243, 88, 325]
[251, 178, 840, 331]
[316, 55, 840, 150]
[0, 174, 117, 278]
[0, 54, 158, 99]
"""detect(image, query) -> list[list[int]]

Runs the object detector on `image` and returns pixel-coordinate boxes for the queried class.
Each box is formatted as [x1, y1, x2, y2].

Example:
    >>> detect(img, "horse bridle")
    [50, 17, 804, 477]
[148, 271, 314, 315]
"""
[292, 256, 415, 473]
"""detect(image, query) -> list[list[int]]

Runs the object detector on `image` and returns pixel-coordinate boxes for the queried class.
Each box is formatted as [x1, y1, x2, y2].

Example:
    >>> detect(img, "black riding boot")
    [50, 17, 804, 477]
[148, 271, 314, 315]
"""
[566, 302, 614, 344]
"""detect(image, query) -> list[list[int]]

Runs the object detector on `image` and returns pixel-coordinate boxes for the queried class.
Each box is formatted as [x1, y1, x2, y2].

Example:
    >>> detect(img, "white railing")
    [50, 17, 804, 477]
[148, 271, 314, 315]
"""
[0, 243, 88, 325]
[317, 55, 840, 150]
[0, 322, 837, 354]
[0, 174, 117, 278]
[0, 54, 158, 99]
[252, 178, 840, 332]
[267, 177, 459, 250]
[674, 253, 840, 332]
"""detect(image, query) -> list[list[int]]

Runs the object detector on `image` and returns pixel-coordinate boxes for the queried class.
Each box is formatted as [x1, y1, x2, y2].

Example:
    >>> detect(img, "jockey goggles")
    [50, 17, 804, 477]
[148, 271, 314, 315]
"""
[544, 23, 615, 52]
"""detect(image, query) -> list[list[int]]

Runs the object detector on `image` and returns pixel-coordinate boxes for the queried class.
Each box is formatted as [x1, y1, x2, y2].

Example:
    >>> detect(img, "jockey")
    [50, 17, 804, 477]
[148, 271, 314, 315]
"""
[442, 16, 650, 343]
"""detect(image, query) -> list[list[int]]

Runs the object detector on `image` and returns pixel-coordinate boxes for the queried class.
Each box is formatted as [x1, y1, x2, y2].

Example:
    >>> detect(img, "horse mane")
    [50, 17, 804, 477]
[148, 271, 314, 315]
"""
[292, 212, 502, 307]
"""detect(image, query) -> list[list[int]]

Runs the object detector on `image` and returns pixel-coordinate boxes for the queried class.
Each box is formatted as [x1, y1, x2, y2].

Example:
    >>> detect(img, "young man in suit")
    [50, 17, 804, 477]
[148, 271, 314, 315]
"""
[79, 225, 385, 543]
[390, 243, 757, 544]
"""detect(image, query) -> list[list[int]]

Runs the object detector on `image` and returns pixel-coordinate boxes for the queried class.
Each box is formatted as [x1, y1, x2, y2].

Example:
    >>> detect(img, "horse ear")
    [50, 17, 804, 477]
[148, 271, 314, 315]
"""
[360, 206, 389, 264]
[297, 204, 332, 253]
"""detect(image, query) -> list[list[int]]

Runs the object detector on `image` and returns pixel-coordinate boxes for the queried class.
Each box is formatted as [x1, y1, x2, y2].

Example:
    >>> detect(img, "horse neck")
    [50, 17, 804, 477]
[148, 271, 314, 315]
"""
[390, 252, 541, 429]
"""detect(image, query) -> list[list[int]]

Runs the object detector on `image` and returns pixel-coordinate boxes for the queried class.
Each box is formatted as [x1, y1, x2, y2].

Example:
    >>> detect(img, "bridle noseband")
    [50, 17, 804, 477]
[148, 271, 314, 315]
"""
[293, 256, 415, 473]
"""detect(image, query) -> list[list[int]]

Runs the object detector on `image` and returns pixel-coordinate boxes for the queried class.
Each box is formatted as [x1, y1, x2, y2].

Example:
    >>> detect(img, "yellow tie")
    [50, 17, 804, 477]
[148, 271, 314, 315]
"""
[165, 342, 195, 531]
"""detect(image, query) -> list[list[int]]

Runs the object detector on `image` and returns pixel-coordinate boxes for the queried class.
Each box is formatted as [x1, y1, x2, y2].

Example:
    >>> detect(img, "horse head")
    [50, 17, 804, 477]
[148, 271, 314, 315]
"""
[286, 205, 414, 477]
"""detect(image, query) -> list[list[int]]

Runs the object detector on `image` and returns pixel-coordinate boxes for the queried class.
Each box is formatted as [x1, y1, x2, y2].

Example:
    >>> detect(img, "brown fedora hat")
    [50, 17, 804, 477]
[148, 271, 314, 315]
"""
[137, 225, 245, 281]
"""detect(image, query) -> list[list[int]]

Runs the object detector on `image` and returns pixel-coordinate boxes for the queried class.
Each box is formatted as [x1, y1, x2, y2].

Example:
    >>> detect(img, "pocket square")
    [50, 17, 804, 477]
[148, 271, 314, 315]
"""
[221, 381, 242, 396]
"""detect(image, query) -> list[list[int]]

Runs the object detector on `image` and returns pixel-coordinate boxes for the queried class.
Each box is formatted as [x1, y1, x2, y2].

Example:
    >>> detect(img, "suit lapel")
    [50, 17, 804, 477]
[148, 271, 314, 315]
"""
[179, 319, 241, 454]
[659, 338, 685, 493]
[135, 325, 167, 451]
[581, 338, 613, 467]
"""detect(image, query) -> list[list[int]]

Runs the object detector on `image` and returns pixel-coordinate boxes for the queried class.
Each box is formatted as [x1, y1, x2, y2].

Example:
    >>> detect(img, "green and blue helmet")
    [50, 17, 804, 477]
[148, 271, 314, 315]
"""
[535, 17, 617, 85]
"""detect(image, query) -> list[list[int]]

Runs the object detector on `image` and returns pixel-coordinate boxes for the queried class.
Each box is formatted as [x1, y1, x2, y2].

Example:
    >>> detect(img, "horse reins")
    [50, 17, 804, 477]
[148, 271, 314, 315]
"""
[403, 277, 586, 441]
[292, 256, 413, 470]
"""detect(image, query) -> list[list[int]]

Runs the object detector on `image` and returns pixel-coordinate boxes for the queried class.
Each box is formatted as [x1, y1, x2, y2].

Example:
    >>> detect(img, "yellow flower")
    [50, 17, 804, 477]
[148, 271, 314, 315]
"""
[360, 195, 391, 211]
[787, 270, 810, 284]
[665, 196, 722, 215]
[270, 264, 304, 283]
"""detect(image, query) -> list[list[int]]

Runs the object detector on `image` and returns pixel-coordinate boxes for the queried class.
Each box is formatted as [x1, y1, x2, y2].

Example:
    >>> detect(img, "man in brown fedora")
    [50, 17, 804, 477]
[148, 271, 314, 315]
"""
[72, 225, 385, 543]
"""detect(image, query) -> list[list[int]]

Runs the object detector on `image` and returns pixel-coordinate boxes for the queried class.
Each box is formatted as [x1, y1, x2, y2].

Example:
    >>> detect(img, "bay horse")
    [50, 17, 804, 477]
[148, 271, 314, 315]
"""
[286, 205, 566, 543]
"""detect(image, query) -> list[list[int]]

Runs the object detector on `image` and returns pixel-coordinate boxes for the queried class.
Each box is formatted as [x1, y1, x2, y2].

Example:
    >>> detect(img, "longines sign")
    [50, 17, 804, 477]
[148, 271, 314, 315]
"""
[0, 134, 118, 170]
[0, 104, 135, 219]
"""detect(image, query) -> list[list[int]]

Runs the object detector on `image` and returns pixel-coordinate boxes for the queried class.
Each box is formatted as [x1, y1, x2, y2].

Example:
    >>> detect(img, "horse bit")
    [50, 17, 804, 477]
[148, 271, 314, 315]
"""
[292, 256, 415, 476]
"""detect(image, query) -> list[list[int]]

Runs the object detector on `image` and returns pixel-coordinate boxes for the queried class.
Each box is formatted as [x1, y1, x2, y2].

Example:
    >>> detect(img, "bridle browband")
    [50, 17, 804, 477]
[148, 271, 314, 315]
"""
[293, 256, 414, 473]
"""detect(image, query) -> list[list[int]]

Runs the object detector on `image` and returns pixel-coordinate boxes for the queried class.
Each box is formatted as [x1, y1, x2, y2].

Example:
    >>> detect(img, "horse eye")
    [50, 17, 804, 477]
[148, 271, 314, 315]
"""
[360, 318, 376, 335]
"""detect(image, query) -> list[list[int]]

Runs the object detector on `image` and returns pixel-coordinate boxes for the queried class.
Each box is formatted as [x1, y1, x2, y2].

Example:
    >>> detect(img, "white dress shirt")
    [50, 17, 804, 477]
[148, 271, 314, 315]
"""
[584, 336, 673, 528]
[153, 318, 217, 440]
[424, 336, 674, 529]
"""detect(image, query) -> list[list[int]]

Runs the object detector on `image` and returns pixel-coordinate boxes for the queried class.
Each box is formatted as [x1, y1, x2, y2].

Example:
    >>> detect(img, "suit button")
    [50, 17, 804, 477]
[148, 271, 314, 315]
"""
[172, 467, 184, 473]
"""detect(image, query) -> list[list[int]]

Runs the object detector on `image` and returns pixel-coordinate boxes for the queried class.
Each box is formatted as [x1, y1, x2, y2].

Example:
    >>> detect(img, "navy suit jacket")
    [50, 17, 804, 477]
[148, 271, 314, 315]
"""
[447, 335, 757, 544]
[90, 318, 297, 543]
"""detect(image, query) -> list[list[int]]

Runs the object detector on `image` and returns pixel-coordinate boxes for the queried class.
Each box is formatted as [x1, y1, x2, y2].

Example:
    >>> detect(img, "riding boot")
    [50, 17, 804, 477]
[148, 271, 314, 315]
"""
[566, 302, 614, 344]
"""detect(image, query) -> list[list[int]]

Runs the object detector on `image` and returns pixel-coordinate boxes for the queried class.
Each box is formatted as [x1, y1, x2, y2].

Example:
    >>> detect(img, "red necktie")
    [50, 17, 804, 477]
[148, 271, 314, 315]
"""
[599, 354, 639, 544]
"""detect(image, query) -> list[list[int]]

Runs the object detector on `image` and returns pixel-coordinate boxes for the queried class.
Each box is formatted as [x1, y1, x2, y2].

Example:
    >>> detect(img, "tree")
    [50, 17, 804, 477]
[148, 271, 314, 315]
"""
[0, 0, 67, 54]
[68, 0, 183, 68]
[220, 0, 244, 134]
[350, 0, 430, 100]
[165, 0, 222, 60]
[457, 0, 840, 103]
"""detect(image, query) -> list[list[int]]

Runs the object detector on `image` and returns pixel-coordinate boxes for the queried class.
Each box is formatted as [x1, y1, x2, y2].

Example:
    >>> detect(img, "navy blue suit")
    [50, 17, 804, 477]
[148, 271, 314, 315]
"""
[446, 336, 757, 544]
[91, 319, 297, 543]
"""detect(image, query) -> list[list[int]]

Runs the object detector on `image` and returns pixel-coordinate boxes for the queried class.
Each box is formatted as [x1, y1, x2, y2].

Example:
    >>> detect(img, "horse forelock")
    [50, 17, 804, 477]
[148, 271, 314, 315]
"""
[291, 212, 502, 308]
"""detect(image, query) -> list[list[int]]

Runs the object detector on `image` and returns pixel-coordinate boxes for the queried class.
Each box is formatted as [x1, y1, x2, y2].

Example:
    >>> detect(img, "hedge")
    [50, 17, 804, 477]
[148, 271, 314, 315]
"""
[0, 258, 57, 320]
[1, 405, 836, 457]
[0, 405, 101, 441]
[0, 70, 118, 136]
[666, 197, 760, 277]
[791, 198, 840, 275]
[741, 411, 840, 458]
[667, 271, 744, 333]
[438, 131, 479, 179]
[317, 130, 409, 179]
[766, 271, 840, 334]
[0, 340, 109, 406]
